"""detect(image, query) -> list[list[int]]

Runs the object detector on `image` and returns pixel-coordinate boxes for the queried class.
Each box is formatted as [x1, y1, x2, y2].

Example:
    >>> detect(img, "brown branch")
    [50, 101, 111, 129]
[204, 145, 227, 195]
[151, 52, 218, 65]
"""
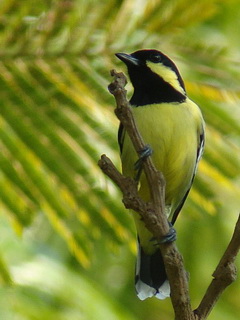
[108, 70, 169, 238]
[100, 70, 194, 320]
[195, 214, 240, 319]
[98, 69, 240, 320]
[99, 154, 148, 215]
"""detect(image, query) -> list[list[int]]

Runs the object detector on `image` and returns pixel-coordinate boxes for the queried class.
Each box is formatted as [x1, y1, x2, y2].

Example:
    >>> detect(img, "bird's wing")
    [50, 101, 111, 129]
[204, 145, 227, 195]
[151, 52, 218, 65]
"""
[171, 129, 205, 225]
[118, 122, 125, 153]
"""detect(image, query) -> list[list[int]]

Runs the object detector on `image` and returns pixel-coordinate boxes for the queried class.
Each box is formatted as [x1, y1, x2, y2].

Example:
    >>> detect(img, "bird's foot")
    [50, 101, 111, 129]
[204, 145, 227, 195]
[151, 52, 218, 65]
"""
[161, 223, 177, 243]
[151, 222, 177, 245]
[134, 144, 153, 181]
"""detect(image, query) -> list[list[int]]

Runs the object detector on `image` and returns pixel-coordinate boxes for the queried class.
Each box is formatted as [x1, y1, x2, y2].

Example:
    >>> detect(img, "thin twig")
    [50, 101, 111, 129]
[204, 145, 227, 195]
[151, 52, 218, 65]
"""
[195, 214, 240, 319]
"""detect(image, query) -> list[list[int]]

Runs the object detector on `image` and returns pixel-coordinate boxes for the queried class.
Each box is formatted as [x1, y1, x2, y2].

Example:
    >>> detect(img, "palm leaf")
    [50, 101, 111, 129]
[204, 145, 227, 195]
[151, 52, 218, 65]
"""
[1, 0, 240, 318]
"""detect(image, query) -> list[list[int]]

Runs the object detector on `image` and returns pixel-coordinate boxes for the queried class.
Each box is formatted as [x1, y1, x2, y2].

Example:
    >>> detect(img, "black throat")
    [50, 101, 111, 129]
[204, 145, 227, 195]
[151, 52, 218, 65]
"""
[128, 67, 186, 106]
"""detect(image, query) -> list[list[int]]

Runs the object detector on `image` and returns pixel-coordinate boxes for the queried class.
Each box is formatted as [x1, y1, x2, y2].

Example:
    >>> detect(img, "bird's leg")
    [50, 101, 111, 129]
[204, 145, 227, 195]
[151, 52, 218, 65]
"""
[151, 222, 177, 245]
[134, 144, 153, 182]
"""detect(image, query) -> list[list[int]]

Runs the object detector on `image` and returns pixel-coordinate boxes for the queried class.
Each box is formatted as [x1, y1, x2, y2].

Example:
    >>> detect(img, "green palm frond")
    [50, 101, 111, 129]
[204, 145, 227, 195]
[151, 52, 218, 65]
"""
[1, 0, 240, 261]
[1, 1, 240, 318]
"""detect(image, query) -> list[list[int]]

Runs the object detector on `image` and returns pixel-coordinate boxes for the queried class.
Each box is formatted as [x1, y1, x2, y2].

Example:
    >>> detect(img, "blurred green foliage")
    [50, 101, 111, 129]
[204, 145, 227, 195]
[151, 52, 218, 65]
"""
[0, 0, 240, 319]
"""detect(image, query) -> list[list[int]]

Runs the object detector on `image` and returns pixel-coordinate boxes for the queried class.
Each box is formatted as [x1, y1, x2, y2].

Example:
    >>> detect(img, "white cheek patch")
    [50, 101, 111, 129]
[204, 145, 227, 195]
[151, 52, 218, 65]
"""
[146, 61, 185, 95]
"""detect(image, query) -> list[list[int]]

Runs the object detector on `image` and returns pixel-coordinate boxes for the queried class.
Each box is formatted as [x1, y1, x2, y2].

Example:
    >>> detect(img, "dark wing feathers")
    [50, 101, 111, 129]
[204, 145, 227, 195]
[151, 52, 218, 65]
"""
[118, 123, 125, 153]
[171, 130, 205, 225]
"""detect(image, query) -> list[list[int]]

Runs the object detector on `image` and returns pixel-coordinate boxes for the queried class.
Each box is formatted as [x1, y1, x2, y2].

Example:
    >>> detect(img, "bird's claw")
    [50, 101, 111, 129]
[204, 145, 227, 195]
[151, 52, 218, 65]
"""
[134, 144, 153, 181]
[151, 222, 177, 245]
[160, 225, 177, 243]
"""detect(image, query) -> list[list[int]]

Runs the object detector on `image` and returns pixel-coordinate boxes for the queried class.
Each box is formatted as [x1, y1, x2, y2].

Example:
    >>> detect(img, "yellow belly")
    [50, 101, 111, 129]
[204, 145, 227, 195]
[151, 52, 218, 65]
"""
[121, 99, 203, 252]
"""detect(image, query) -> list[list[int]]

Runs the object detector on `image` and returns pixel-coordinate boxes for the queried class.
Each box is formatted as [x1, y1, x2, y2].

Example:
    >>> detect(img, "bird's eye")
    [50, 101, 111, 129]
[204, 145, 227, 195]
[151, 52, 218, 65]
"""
[149, 53, 162, 63]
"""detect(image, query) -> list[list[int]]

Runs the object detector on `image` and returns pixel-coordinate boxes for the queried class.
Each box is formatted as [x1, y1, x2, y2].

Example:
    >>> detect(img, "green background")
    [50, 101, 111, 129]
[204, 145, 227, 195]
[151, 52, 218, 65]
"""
[0, 0, 240, 319]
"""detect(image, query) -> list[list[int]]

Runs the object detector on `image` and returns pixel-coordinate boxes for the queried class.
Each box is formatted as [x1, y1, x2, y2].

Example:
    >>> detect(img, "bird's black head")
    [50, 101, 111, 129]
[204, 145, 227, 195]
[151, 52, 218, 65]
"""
[115, 49, 186, 106]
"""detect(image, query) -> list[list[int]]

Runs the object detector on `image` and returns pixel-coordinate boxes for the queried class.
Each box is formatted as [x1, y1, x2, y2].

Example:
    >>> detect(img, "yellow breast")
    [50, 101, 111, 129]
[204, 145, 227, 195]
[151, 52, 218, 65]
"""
[121, 98, 203, 218]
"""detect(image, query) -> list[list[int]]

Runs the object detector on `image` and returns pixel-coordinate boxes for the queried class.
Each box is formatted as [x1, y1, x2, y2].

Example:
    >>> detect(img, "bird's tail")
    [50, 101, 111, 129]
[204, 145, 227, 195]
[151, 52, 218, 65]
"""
[135, 239, 170, 300]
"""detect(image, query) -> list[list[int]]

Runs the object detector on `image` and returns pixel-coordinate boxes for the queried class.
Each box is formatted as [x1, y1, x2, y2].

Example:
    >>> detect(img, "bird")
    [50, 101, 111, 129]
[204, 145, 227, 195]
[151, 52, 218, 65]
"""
[115, 49, 205, 300]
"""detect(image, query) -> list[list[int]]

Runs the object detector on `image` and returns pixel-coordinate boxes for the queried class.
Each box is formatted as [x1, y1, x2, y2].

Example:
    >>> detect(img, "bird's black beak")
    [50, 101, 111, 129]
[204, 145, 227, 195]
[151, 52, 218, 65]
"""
[115, 53, 140, 66]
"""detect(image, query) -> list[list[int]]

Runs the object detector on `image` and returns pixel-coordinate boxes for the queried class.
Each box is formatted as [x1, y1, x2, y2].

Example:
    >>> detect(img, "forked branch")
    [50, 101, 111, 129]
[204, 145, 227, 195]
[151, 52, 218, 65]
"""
[98, 70, 240, 320]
